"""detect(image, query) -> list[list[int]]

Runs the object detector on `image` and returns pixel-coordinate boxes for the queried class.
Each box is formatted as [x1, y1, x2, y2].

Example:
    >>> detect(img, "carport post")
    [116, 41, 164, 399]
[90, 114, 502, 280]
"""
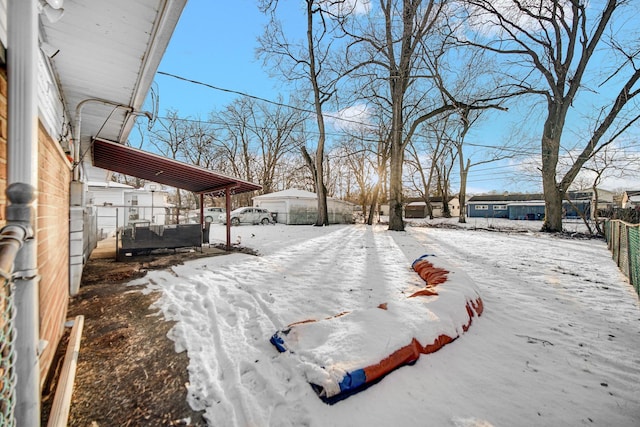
[199, 194, 204, 224]
[225, 187, 232, 250]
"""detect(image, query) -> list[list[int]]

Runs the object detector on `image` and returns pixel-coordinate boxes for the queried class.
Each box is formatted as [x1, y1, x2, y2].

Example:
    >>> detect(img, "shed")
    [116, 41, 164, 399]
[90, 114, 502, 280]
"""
[405, 201, 428, 218]
[253, 189, 355, 225]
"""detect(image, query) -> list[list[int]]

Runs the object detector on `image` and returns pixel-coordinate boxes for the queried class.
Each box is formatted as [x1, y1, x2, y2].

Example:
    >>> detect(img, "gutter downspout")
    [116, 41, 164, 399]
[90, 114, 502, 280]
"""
[7, 0, 41, 425]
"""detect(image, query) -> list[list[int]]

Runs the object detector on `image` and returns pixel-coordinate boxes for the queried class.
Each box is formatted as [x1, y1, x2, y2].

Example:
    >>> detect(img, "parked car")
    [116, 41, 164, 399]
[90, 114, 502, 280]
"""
[186, 207, 226, 224]
[203, 207, 225, 223]
[221, 207, 272, 226]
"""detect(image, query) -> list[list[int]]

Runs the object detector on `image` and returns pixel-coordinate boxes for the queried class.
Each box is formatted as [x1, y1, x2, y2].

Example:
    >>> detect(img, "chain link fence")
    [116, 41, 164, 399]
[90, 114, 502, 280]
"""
[0, 277, 16, 426]
[605, 220, 640, 296]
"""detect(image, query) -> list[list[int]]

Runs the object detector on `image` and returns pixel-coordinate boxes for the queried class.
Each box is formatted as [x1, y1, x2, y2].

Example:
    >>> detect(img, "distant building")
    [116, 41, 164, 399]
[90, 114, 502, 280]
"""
[467, 189, 613, 220]
[88, 182, 168, 236]
[621, 190, 640, 208]
[404, 196, 461, 218]
[253, 188, 355, 225]
[467, 193, 543, 219]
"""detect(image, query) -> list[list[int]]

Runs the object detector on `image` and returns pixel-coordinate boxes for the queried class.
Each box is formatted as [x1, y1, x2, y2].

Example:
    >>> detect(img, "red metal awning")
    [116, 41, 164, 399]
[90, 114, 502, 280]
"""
[92, 138, 262, 195]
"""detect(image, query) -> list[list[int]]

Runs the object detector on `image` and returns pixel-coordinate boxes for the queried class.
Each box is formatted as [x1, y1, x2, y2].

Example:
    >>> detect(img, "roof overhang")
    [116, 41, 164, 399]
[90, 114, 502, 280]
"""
[39, 0, 187, 180]
[92, 138, 262, 196]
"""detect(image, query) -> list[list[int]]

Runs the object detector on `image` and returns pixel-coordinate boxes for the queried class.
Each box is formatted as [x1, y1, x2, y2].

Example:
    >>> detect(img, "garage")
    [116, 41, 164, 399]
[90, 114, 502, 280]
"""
[253, 189, 355, 225]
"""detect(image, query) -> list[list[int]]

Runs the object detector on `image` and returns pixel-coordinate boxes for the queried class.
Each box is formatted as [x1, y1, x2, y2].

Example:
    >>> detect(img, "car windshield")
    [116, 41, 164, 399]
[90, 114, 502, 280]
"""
[231, 208, 248, 215]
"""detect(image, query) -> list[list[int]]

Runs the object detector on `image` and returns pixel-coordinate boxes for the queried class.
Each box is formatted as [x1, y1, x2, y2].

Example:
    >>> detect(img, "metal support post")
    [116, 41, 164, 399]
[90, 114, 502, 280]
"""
[7, 0, 41, 424]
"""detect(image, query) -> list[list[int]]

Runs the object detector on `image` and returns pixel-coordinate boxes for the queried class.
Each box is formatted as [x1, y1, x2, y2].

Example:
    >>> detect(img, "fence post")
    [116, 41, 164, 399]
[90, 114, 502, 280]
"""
[627, 224, 634, 289]
[616, 222, 622, 266]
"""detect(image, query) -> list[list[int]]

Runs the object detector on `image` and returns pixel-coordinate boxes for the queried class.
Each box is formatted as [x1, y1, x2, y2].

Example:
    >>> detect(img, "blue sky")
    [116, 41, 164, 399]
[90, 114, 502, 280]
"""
[150, 0, 278, 117]
[141, 0, 638, 195]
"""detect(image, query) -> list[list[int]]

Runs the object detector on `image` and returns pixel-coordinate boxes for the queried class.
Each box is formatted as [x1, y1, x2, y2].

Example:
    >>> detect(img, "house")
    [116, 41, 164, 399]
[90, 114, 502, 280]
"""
[88, 182, 169, 237]
[467, 190, 614, 220]
[404, 196, 461, 218]
[564, 189, 615, 218]
[253, 188, 355, 225]
[621, 190, 640, 208]
[0, 0, 187, 423]
[467, 194, 543, 219]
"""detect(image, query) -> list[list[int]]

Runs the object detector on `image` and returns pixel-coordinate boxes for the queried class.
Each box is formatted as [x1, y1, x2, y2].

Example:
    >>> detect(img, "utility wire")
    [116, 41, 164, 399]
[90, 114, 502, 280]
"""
[157, 71, 376, 128]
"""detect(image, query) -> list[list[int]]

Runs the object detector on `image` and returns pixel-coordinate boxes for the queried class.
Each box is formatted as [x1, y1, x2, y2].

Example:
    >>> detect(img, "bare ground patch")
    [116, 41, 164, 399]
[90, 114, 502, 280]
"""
[41, 246, 254, 426]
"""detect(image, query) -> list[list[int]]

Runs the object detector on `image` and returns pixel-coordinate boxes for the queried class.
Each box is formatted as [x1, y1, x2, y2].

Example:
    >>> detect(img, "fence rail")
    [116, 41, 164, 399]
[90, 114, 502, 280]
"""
[605, 220, 640, 296]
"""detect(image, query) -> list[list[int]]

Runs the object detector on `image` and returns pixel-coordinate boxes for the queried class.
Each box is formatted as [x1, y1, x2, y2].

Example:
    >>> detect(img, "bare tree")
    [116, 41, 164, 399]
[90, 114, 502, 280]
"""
[570, 142, 638, 235]
[247, 98, 306, 194]
[340, 1, 448, 230]
[147, 109, 195, 210]
[335, 133, 378, 216]
[218, 98, 257, 187]
[452, 107, 522, 223]
[258, 0, 350, 226]
[461, 0, 640, 232]
[340, 1, 508, 231]
[406, 121, 451, 219]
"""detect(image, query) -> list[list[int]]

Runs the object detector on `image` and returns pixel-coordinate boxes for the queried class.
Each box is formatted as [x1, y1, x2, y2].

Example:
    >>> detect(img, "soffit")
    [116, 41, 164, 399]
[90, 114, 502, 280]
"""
[39, 0, 186, 152]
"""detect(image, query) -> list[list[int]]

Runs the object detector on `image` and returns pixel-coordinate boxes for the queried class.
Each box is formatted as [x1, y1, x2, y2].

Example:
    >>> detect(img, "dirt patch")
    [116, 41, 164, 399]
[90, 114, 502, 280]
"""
[41, 246, 255, 426]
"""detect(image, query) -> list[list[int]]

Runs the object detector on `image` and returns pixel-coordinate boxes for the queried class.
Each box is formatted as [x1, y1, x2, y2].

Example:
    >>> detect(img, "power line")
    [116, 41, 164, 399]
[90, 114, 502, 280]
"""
[156, 71, 377, 128]
[152, 72, 640, 162]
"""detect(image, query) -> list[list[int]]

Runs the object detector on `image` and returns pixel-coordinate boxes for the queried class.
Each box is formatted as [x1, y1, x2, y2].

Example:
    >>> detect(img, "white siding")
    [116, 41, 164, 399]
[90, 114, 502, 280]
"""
[0, 0, 6, 50]
[37, 51, 70, 152]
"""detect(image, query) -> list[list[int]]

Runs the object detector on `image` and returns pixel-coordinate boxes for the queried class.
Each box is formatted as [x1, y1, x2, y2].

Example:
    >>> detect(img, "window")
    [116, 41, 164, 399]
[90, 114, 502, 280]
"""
[475, 205, 488, 210]
[493, 205, 507, 210]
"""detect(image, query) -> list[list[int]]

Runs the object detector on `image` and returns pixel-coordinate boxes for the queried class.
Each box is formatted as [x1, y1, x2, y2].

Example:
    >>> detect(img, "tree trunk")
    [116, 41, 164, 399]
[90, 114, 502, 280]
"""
[424, 197, 434, 219]
[542, 179, 564, 232]
[315, 158, 329, 226]
[541, 114, 564, 232]
[301, 145, 329, 226]
[314, 137, 329, 226]
[592, 183, 604, 236]
[441, 183, 451, 218]
[458, 158, 470, 224]
[367, 182, 380, 225]
[388, 142, 405, 231]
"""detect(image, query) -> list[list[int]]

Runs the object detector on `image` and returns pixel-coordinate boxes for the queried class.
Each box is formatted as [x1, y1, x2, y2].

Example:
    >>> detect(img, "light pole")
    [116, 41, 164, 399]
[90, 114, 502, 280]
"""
[150, 184, 156, 224]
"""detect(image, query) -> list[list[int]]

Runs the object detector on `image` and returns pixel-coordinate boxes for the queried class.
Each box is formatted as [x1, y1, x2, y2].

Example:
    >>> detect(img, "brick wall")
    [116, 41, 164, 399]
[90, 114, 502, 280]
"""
[0, 64, 72, 388]
[37, 121, 71, 386]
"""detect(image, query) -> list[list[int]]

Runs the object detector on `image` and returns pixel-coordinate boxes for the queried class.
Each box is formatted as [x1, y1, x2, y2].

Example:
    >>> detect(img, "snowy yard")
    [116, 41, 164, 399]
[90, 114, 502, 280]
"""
[131, 219, 640, 427]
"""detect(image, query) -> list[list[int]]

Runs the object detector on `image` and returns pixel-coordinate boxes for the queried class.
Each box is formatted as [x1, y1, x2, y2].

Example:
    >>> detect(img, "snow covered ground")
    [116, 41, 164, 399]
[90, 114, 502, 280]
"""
[131, 219, 640, 427]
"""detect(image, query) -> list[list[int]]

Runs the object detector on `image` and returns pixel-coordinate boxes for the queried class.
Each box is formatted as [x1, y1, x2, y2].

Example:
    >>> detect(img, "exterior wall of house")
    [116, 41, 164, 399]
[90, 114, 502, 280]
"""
[467, 202, 510, 218]
[508, 204, 545, 220]
[37, 121, 71, 386]
[90, 187, 127, 236]
[0, 65, 71, 387]
[563, 200, 590, 218]
[448, 197, 461, 217]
